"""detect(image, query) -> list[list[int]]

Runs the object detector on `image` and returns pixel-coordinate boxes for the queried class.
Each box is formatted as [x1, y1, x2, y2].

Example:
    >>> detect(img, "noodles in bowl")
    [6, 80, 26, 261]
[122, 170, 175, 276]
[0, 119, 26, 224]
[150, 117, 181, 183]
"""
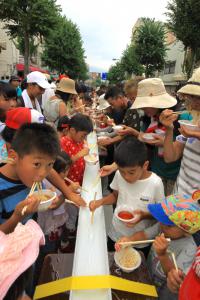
[32, 189, 57, 212]
[114, 247, 141, 273]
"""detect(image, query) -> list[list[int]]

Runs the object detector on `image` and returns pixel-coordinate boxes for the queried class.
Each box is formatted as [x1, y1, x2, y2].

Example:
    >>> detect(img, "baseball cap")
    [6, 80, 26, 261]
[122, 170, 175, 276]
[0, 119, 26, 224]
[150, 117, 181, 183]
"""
[27, 71, 50, 89]
[5, 107, 44, 129]
[0, 220, 45, 299]
[148, 194, 200, 234]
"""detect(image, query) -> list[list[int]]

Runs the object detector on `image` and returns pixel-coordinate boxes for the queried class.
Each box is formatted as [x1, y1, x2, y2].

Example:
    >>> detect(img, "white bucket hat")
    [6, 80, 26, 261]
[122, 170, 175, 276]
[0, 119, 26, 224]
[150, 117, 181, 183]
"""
[27, 71, 51, 89]
[97, 94, 111, 110]
[131, 78, 177, 109]
[178, 67, 200, 97]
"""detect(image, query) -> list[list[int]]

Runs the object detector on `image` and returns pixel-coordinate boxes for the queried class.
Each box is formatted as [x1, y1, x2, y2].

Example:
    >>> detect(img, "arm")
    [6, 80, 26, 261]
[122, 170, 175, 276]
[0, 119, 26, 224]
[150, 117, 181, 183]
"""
[59, 101, 68, 117]
[47, 169, 86, 207]
[163, 128, 184, 162]
[89, 191, 118, 211]
[100, 162, 118, 177]
[71, 147, 89, 163]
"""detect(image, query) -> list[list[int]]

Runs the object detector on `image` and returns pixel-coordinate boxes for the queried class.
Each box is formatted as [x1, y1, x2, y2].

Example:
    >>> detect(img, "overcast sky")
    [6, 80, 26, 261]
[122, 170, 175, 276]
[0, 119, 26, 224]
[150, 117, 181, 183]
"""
[57, 0, 169, 72]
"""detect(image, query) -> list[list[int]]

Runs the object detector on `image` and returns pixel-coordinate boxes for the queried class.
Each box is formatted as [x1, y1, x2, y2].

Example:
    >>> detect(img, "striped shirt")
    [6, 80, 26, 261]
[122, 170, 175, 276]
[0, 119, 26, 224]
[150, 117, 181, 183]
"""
[175, 135, 200, 195]
[0, 172, 30, 223]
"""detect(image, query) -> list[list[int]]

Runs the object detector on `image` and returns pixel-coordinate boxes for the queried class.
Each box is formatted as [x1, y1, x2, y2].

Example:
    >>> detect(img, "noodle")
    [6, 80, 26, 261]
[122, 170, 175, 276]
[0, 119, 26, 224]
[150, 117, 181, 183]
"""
[118, 247, 138, 268]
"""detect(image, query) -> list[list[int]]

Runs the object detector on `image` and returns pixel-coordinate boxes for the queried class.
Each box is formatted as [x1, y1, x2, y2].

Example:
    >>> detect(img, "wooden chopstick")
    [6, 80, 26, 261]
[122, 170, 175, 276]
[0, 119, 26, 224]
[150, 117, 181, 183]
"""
[170, 251, 178, 271]
[172, 111, 187, 115]
[118, 238, 171, 246]
[91, 192, 97, 224]
[64, 177, 88, 193]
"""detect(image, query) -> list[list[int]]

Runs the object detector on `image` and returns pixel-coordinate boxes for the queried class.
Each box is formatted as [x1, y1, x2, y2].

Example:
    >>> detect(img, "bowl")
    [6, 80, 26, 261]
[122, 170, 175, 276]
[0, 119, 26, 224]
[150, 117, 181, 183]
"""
[113, 125, 124, 133]
[97, 136, 109, 141]
[84, 154, 99, 165]
[178, 120, 200, 131]
[32, 189, 57, 212]
[114, 247, 141, 273]
[142, 133, 155, 141]
[114, 205, 139, 223]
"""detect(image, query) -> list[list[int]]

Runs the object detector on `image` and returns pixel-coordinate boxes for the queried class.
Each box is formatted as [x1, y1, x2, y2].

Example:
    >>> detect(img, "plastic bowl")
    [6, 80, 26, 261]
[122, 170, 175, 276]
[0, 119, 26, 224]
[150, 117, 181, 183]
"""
[178, 120, 200, 131]
[97, 136, 109, 141]
[113, 125, 124, 133]
[114, 205, 139, 223]
[142, 133, 155, 141]
[84, 154, 99, 165]
[32, 189, 57, 212]
[114, 247, 141, 273]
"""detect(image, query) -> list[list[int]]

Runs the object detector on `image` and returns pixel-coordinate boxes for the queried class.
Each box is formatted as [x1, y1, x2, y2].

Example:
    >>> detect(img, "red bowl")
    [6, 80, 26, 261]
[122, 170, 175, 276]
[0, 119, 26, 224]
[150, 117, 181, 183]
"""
[118, 211, 134, 220]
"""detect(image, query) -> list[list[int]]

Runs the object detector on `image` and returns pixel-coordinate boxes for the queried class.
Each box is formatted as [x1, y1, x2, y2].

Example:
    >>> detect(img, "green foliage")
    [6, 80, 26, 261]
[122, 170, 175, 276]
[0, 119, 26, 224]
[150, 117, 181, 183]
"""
[166, 0, 200, 78]
[107, 61, 126, 84]
[0, 0, 61, 75]
[42, 16, 88, 80]
[134, 18, 167, 77]
[121, 44, 144, 76]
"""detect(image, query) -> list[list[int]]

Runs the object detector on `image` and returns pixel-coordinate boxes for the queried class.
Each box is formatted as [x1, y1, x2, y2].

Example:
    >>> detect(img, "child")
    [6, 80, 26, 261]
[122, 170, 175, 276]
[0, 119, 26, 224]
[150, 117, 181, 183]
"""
[57, 115, 70, 139]
[0, 123, 60, 225]
[90, 137, 164, 255]
[116, 194, 199, 300]
[61, 113, 93, 185]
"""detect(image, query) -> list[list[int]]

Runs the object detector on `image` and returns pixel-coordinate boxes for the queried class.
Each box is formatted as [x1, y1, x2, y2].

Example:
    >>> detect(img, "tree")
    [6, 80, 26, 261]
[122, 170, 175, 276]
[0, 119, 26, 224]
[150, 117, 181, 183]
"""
[166, 0, 200, 78]
[0, 0, 61, 76]
[107, 61, 126, 84]
[42, 16, 88, 80]
[121, 44, 144, 77]
[134, 18, 167, 77]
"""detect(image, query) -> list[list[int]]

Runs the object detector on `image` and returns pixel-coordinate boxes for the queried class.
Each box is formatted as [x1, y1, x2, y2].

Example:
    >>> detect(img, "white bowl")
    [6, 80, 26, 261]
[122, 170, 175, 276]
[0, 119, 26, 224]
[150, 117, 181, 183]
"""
[97, 136, 109, 141]
[113, 125, 124, 133]
[84, 154, 99, 165]
[114, 247, 141, 273]
[114, 205, 139, 223]
[142, 133, 155, 141]
[178, 120, 200, 131]
[32, 189, 57, 212]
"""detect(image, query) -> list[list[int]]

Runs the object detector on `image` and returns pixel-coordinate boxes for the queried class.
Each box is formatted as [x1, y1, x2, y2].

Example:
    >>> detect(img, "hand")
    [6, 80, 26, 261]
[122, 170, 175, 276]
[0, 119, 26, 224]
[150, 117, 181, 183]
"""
[179, 125, 198, 138]
[68, 192, 87, 207]
[106, 118, 115, 126]
[70, 181, 81, 193]
[144, 134, 164, 147]
[78, 147, 89, 158]
[97, 137, 113, 146]
[153, 233, 169, 257]
[100, 163, 117, 177]
[89, 199, 102, 212]
[49, 196, 63, 210]
[159, 109, 178, 128]
[115, 236, 131, 252]
[167, 268, 185, 293]
[125, 209, 145, 227]
[118, 126, 138, 137]
[14, 196, 40, 218]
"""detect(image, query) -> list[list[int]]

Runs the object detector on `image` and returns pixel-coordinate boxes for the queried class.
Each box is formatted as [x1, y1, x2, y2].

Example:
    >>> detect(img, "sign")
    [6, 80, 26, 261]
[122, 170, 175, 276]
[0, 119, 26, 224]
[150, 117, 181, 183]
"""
[101, 72, 107, 80]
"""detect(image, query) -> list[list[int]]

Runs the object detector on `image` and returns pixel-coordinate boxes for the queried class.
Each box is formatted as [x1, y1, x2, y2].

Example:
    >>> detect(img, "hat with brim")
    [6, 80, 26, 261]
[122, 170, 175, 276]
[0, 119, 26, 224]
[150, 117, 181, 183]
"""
[56, 78, 77, 95]
[131, 78, 177, 109]
[97, 94, 111, 110]
[178, 68, 200, 97]
[148, 203, 174, 226]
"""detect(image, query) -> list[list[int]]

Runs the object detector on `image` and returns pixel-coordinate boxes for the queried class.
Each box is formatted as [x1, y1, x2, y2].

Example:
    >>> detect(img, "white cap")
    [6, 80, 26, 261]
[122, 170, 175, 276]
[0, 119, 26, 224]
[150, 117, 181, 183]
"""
[27, 71, 51, 89]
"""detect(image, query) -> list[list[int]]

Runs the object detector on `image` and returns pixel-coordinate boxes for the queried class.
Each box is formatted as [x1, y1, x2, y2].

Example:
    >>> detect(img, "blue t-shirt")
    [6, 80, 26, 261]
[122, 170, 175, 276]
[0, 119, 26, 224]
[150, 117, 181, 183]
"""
[0, 172, 30, 223]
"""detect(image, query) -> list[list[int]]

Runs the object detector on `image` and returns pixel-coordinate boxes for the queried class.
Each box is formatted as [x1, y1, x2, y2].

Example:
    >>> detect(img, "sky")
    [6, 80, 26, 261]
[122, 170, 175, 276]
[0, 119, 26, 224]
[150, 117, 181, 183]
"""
[57, 0, 169, 73]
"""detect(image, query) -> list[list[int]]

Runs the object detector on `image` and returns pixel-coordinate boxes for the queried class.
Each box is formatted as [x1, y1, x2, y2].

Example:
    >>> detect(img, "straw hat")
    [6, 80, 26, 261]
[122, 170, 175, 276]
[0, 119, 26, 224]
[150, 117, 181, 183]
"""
[97, 94, 111, 110]
[56, 78, 77, 94]
[178, 67, 200, 97]
[131, 78, 177, 109]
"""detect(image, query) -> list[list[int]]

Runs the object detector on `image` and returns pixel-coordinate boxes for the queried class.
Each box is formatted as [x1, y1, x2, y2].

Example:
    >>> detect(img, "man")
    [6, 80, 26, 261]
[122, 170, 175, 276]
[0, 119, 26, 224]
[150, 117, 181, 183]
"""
[21, 71, 50, 113]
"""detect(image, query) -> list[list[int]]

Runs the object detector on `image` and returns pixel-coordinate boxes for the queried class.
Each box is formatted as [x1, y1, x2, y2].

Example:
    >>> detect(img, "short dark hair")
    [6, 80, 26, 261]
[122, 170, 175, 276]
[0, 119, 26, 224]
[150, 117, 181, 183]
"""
[114, 136, 148, 167]
[57, 116, 70, 132]
[1, 126, 16, 144]
[2, 83, 17, 99]
[11, 123, 60, 158]
[69, 113, 93, 133]
[53, 151, 72, 173]
[104, 86, 124, 100]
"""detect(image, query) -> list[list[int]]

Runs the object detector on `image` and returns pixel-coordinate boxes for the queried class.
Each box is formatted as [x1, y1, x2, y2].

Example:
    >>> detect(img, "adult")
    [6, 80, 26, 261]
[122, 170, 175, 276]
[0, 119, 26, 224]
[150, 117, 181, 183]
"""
[9, 75, 22, 97]
[20, 71, 50, 113]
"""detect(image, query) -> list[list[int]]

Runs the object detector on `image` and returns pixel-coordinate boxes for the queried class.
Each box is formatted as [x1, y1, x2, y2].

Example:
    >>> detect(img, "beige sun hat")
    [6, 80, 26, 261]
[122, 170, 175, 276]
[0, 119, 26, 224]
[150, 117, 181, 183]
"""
[178, 67, 200, 97]
[56, 78, 77, 94]
[97, 94, 111, 110]
[131, 78, 177, 109]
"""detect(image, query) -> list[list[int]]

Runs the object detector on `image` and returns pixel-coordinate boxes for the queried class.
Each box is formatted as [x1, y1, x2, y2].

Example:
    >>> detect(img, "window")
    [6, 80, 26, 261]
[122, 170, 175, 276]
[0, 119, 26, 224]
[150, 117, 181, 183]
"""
[164, 61, 176, 74]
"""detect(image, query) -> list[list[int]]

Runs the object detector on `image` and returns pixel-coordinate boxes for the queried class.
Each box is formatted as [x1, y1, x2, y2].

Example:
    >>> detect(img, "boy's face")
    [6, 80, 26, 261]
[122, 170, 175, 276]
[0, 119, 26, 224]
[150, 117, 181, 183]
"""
[160, 223, 186, 240]
[70, 128, 88, 143]
[11, 151, 55, 187]
[118, 162, 148, 183]
[0, 94, 10, 113]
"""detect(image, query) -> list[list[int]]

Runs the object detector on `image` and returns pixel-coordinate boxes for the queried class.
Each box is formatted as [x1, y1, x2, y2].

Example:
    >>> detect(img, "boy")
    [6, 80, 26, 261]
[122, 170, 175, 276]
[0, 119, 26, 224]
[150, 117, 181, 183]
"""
[116, 194, 200, 300]
[0, 123, 60, 224]
[61, 113, 93, 185]
[90, 137, 164, 254]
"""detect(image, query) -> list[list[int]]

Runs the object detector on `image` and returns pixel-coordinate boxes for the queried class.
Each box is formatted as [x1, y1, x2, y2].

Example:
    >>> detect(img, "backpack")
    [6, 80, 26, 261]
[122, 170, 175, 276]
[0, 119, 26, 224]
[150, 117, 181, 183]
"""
[43, 97, 63, 125]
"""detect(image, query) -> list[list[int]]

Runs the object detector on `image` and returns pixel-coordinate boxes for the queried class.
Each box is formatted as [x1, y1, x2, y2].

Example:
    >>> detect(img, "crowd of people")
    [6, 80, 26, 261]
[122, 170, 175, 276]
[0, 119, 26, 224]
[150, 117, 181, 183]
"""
[0, 68, 200, 300]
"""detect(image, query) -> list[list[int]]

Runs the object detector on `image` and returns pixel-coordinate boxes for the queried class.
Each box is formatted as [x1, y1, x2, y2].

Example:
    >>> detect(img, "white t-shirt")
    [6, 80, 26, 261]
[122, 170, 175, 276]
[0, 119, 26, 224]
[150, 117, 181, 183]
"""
[109, 171, 165, 245]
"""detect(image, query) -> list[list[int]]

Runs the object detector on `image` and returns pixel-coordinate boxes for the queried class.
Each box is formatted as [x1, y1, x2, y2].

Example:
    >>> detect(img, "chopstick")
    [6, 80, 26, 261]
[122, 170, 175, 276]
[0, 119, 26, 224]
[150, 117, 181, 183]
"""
[91, 170, 103, 188]
[64, 177, 88, 193]
[118, 238, 171, 246]
[172, 111, 187, 115]
[170, 251, 178, 271]
[91, 192, 97, 224]
[21, 181, 38, 216]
